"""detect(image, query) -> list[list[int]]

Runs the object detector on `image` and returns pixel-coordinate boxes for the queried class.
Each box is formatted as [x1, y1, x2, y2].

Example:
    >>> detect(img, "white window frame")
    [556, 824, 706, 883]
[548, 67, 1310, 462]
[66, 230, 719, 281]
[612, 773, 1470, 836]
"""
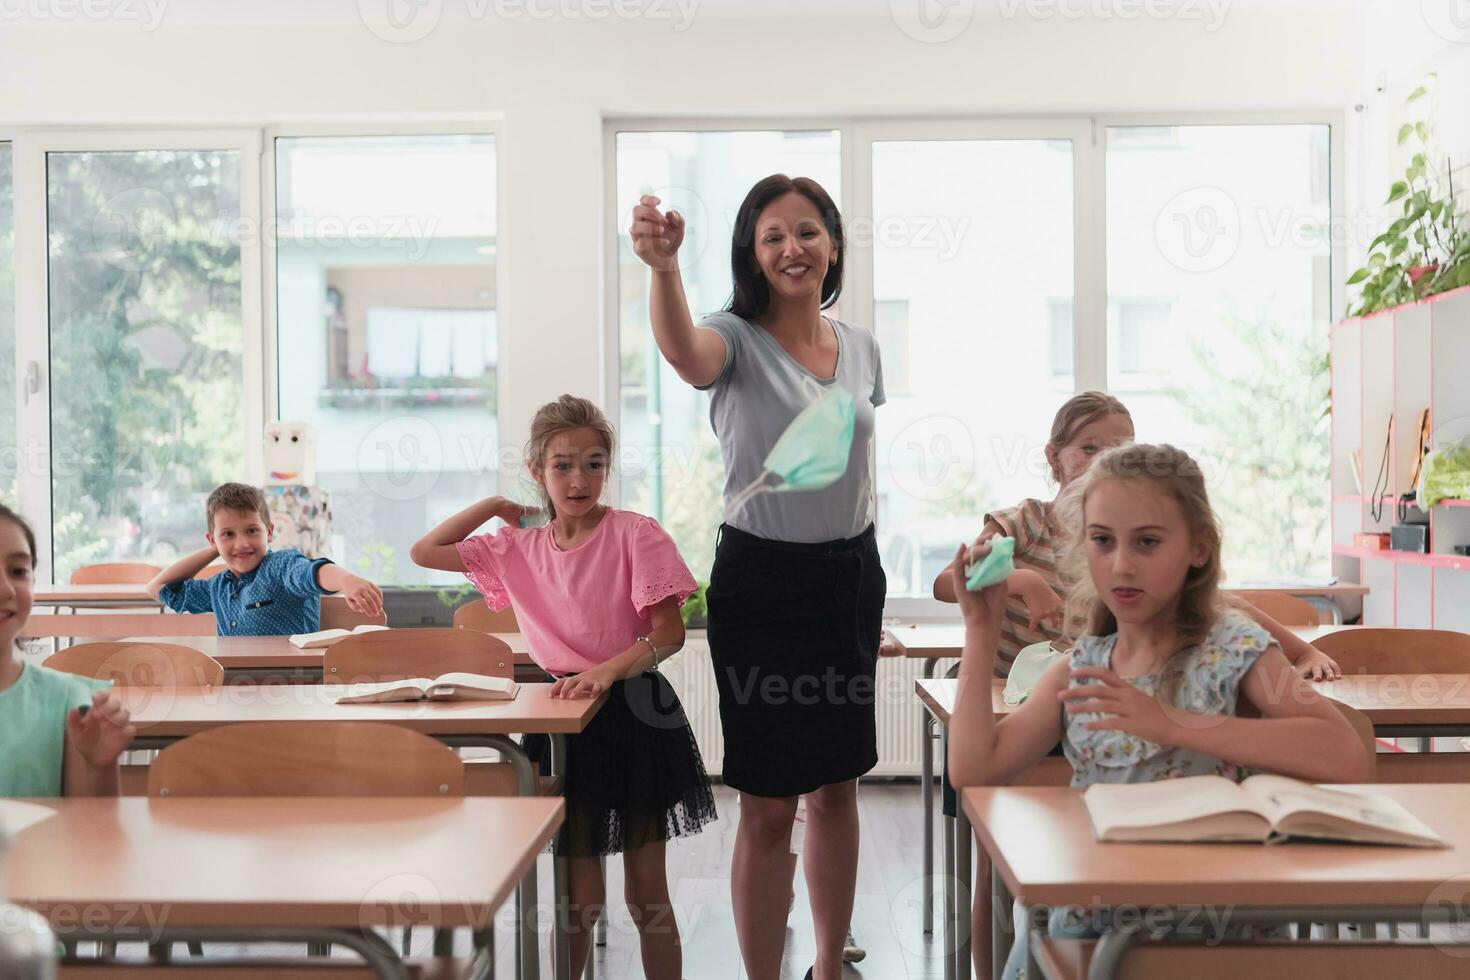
[604, 112, 1345, 623]
[11, 127, 263, 584]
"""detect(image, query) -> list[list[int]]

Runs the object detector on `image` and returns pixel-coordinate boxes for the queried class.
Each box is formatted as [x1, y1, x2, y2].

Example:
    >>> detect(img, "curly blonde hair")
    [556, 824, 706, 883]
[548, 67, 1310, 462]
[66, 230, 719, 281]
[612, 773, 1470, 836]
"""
[1063, 443, 1223, 653]
[525, 395, 616, 519]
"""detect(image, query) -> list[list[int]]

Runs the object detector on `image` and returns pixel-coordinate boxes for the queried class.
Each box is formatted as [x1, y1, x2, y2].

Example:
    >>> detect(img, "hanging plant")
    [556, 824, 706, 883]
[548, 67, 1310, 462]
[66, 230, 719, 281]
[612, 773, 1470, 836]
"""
[1347, 75, 1470, 315]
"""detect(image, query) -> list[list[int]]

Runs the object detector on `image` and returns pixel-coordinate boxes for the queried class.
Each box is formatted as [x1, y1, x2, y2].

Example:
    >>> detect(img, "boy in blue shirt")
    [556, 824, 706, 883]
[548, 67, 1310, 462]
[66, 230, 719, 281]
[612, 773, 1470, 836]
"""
[147, 482, 383, 636]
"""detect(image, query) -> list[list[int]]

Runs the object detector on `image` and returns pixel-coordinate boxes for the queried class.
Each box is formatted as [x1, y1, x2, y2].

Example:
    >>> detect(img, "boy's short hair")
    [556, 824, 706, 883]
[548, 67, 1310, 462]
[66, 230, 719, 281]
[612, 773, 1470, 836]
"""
[206, 483, 271, 533]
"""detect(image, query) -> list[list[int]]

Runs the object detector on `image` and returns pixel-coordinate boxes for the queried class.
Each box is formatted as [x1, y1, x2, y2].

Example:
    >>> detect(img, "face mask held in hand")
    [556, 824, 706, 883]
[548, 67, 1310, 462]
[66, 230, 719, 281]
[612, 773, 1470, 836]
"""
[728, 384, 856, 516]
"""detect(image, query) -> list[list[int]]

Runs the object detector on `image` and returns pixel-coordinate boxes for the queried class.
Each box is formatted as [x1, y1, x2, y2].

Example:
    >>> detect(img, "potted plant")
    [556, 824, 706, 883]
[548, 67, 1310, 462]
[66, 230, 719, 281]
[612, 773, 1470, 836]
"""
[680, 581, 708, 630]
[1347, 75, 1470, 315]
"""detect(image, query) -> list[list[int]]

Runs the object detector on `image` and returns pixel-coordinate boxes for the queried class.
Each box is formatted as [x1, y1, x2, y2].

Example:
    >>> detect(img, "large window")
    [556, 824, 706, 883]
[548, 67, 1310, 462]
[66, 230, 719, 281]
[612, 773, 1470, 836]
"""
[871, 137, 1076, 597]
[274, 134, 498, 587]
[615, 129, 842, 583]
[45, 147, 244, 580]
[0, 144, 13, 501]
[1107, 124, 1332, 581]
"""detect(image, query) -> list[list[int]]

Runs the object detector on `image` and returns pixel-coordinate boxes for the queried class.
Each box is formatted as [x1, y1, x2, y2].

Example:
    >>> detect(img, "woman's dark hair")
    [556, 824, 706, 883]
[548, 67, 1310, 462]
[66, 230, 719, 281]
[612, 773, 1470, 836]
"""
[725, 174, 845, 320]
[0, 503, 37, 566]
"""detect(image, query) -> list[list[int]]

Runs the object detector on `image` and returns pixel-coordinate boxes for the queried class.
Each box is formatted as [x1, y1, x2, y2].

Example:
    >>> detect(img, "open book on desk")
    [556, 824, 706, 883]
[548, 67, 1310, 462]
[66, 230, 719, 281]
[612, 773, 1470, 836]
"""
[336, 672, 520, 705]
[289, 624, 390, 648]
[1084, 774, 1445, 848]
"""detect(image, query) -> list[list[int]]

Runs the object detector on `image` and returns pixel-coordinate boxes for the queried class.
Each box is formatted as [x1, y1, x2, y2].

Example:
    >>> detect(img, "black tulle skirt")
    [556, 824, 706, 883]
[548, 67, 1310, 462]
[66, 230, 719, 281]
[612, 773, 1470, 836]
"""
[523, 670, 717, 858]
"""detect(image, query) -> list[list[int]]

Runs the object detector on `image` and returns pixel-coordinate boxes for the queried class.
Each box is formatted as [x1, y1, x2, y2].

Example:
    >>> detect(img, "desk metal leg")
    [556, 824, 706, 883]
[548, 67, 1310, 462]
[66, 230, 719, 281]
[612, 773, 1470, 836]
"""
[1087, 924, 1142, 980]
[61, 927, 411, 980]
[550, 734, 572, 980]
[922, 656, 939, 935]
[954, 782, 973, 980]
[942, 810, 955, 980]
[991, 864, 1011, 980]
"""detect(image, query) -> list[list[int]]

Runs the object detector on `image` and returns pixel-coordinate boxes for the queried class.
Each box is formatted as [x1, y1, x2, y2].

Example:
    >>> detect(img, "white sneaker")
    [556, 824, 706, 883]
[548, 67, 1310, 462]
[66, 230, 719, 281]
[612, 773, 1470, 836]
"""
[843, 929, 866, 963]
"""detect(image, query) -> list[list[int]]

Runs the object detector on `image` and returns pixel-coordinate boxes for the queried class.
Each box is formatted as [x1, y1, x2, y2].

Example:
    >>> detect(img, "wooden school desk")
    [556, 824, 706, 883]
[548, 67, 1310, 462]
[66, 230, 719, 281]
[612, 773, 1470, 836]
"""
[962, 783, 1470, 980]
[31, 583, 160, 610]
[116, 683, 607, 980]
[126, 632, 541, 683]
[896, 623, 1358, 938]
[6, 796, 561, 980]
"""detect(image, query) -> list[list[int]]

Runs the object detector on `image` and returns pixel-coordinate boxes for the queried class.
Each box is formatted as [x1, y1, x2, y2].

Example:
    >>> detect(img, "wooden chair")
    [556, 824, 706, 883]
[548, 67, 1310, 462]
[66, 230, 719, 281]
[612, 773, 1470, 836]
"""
[1034, 937, 1469, 980]
[43, 641, 224, 689]
[320, 593, 389, 631]
[194, 562, 228, 579]
[1313, 627, 1470, 675]
[452, 600, 519, 633]
[323, 627, 513, 685]
[1232, 590, 1327, 627]
[147, 722, 464, 797]
[69, 563, 164, 585]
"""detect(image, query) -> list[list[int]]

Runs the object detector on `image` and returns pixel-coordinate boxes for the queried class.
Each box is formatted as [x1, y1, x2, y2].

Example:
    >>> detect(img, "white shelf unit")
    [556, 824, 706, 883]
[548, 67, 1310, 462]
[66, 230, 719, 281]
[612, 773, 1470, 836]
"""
[1330, 285, 1470, 629]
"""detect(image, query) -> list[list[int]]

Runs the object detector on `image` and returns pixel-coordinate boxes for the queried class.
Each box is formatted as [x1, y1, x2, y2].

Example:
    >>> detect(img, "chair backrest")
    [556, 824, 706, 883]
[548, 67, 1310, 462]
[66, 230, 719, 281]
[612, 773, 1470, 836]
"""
[1314, 627, 1470, 675]
[43, 641, 224, 689]
[1232, 590, 1326, 627]
[22, 613, 218, 640]
[323, 627, 514, 684]
[320, 593, 389, 631]
[147, 722, 465, 797]
[1331, 701, 1377, 782]
[453, 600, 519, 633]
[194, 562, 228, 579]
[69, 562, 164, 585]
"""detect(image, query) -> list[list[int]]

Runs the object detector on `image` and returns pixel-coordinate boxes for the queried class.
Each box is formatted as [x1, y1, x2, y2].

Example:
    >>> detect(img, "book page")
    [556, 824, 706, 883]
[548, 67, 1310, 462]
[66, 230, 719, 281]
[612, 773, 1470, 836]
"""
[336, 677, 432, 703]
[290, 628, 349, 649]
[1244, 775, 1446, 846]
[1084, 776, 1265, 838]
[427, 672, 518, 701]
[351, 624, 391, 635]
[0, 799, 56, 837]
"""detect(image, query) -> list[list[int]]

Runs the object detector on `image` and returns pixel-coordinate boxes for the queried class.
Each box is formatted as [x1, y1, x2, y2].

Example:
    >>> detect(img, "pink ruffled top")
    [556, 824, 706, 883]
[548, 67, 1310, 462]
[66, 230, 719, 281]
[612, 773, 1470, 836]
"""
[456, 507, 698, 675]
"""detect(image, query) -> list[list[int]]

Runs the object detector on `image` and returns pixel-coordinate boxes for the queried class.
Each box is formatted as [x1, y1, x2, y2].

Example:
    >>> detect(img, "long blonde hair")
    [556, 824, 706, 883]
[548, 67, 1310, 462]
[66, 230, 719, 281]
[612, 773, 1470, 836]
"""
[1046, 391, 1133, 485]
[525, 395, 617, 520]
[1063, 443, 1223, 653]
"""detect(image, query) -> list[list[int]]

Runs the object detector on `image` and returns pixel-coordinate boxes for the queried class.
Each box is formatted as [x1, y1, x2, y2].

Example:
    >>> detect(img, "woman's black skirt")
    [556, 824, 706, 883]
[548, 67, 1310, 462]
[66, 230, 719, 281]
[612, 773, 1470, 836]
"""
[523, 670, 717, 858]
[705, 522, 886, 798]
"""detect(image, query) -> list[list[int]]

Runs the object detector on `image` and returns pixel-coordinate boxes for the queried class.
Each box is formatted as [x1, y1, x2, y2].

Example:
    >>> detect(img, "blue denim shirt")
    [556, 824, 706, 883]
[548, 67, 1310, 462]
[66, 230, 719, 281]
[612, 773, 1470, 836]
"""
[161, 549, 334, 635]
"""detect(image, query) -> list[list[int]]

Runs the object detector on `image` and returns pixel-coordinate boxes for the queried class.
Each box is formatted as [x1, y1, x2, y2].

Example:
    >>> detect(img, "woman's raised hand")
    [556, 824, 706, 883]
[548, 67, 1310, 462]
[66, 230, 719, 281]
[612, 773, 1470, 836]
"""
[629, 194, 685, 272]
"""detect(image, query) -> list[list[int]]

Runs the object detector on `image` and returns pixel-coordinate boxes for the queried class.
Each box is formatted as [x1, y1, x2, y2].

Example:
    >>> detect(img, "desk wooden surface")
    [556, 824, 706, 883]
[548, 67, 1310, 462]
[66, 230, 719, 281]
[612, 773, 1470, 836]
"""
[917, 671, 1470, 728]
[962, 783, 1470, 908]
[119, 682, 607, 737]
[888, 624, 1359, 660]
[130, 632, 537, 670]
[32, 584, 159, 604]
[6, 796, 561, 929]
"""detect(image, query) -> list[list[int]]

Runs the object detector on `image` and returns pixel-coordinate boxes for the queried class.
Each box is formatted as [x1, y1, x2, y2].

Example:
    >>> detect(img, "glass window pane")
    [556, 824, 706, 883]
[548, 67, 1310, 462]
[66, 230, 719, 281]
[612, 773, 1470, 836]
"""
[0, 144, 13, 500]
[615, 130, 841, 583]
[872, 139, 1075, 597]
[1107, 124, 1332, 581]
[46, 149, 244, 580]
[275, 134, 498, 588]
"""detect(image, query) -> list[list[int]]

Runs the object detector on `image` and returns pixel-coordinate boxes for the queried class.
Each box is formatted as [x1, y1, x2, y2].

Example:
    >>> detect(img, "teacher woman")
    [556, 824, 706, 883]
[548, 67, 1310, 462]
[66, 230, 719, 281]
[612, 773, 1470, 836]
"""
[630, 175, 885, 980]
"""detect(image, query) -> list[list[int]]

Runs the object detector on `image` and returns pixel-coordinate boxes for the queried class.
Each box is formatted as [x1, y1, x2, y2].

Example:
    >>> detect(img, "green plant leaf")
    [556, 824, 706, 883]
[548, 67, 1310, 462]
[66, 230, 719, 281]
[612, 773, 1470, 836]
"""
[1386, 181, 1409, 204]
[1392, 239, 1410, 258]
[1416, 121, 1429, 141]
[1346, 267, 1371, 285]
[1398, 123, 1414, 145]
[1408, 84, 1429, 103]
[1370, 252, 1387, 269]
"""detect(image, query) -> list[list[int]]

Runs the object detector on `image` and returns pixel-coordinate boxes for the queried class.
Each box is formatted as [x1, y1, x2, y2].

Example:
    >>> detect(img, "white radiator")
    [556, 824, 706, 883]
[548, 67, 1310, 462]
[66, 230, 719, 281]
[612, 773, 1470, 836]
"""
[661, 638, 955, 779]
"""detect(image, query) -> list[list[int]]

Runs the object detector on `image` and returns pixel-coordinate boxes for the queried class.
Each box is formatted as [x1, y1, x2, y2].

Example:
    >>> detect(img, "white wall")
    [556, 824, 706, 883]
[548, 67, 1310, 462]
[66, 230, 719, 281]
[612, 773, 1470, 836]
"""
[0, 6, 1366, 455]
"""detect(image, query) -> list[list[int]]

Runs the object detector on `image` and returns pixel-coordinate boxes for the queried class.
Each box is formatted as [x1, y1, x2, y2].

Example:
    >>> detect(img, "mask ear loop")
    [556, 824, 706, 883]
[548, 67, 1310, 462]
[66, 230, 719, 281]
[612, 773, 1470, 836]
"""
[728, 470, 776, 516]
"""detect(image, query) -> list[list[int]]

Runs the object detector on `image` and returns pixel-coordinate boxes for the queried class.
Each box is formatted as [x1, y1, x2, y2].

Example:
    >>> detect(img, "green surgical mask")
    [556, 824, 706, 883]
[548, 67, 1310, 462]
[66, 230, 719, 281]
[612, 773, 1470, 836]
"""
[729, 385, 857, 516]
[965, 536, 1015, 591]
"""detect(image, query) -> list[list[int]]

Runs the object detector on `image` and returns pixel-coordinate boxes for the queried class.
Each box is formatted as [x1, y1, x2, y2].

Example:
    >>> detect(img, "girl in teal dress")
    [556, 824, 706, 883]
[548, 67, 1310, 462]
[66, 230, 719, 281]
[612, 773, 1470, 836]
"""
[947, 444, 1372, 977]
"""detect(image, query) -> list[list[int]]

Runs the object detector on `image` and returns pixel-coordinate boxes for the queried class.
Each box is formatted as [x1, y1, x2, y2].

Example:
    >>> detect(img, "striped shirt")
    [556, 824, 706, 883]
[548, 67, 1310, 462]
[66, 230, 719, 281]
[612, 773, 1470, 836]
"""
[984, 498, 1075, 676]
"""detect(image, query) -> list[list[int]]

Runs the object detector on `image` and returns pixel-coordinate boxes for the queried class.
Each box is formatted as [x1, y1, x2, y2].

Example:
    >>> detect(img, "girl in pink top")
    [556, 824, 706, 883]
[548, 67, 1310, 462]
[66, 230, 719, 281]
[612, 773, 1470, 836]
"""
[411, 394, 715, 980]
